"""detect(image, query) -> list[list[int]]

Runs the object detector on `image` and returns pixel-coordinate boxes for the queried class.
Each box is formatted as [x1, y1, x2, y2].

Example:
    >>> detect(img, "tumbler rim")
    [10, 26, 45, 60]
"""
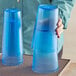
[39, 4, 58, 10]
[4, 8, 20, 13]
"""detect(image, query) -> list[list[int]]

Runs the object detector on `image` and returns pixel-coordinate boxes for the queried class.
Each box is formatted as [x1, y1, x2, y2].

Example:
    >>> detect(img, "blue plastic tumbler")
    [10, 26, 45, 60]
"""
[2, 8, 23, 66]
[32, 5, 59, 73]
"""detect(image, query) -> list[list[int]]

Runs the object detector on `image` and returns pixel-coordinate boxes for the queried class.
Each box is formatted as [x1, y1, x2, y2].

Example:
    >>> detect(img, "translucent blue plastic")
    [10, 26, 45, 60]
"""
[32, 5, 59, 73]
[2, 8, 23, 66]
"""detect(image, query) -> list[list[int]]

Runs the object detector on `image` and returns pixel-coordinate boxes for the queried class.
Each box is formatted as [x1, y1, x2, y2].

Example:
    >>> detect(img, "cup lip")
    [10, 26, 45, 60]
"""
[4, 8, 20, 13]
[39, 4, 58, 10]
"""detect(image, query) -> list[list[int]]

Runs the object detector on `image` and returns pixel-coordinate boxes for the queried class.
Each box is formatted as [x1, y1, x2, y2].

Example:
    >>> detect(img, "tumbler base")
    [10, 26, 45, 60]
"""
[32, 67, 59, 74]
[2, 57, 23, 66]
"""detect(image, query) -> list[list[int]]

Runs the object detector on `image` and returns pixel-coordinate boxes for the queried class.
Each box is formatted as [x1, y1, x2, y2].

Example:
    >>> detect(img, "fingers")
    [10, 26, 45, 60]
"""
[57, 18, 62, 27]
[56, 18, 64, 38]
[58, 24, 64, 35]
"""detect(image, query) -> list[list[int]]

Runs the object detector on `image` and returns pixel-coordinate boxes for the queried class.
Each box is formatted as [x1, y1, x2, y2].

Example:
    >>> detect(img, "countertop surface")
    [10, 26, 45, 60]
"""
[0, 55, 70, 76]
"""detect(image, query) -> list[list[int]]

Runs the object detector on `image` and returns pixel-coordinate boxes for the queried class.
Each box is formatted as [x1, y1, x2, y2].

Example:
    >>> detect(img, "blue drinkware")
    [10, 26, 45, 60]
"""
[32, 5, 59, 73]
[2, 9, 23, 66]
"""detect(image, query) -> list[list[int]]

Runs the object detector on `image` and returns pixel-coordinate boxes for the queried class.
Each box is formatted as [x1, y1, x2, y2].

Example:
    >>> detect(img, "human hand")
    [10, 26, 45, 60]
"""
[56, 18, 64, 38]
